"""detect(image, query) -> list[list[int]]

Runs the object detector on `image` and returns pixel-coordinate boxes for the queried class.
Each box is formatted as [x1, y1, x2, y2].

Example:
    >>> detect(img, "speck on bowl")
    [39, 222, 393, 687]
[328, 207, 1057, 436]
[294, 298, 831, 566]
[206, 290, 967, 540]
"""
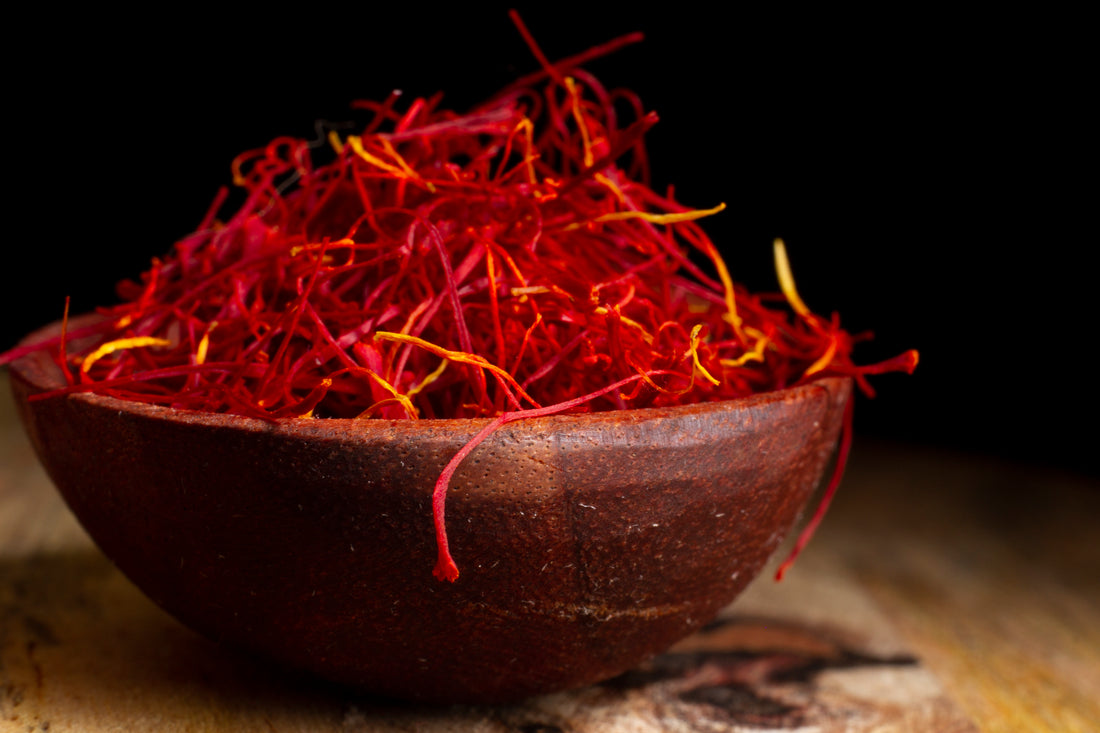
[8, 318, 851, 704]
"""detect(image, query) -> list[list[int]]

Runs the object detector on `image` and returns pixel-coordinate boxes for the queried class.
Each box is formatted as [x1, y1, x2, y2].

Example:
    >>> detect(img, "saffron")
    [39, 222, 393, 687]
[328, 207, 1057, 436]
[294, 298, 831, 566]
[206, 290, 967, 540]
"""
[1, 15, 917, 581]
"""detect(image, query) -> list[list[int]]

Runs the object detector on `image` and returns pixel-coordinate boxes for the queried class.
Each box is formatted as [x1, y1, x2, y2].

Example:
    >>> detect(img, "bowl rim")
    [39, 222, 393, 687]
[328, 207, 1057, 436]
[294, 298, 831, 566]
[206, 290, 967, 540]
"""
[10, 314, 850, 435]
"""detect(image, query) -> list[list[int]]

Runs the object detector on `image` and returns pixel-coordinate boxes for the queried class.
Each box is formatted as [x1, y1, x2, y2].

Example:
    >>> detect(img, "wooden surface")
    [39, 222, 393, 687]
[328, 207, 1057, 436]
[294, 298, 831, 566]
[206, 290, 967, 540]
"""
[1, 370, 1097, 732]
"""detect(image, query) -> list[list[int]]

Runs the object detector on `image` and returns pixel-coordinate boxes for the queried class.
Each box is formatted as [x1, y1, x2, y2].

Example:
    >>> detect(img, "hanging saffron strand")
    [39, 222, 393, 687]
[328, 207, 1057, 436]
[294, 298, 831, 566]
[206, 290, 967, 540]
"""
[774, 395, 855, 581]
[430, 373, 657, 581]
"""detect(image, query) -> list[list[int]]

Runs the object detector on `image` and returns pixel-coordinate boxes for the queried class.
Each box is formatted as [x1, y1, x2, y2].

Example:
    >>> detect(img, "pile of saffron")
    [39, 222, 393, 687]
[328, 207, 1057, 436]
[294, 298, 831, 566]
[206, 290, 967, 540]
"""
[2, 20, 916, 582]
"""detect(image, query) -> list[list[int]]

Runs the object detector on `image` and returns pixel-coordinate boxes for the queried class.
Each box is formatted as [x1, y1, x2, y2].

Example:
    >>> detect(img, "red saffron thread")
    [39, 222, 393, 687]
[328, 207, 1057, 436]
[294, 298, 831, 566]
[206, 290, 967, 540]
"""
[774, 393, 855, 581]
[1, 16, 918, 582]
[431, 372, 658, 581]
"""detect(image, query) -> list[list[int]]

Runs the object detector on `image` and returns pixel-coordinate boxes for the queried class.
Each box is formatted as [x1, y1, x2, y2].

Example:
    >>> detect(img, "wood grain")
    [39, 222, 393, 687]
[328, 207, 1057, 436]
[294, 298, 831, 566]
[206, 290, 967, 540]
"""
[825, 442, 1100, 733]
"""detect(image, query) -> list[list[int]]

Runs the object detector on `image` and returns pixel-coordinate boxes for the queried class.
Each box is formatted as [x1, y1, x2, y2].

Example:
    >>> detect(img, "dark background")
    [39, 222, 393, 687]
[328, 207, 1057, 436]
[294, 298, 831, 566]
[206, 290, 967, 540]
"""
[5, 8, 1092, 477]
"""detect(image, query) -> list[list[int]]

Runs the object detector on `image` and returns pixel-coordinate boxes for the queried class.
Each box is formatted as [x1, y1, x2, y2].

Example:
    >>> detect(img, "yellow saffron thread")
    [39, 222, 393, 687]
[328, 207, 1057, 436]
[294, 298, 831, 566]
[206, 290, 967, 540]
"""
[327, 130, 345, 155]
[347, 136, 434, 192]
[358, 368, 418, 419]
[707, 244, 745, 344]
[594, 306, 655, 345]
[374, 331, 538, 408]
[81, 337, 172, 375]
[773, 238, 811, 317]
[595, 202, 727, 226]
[195, 322, 217, 365]
[803, 338, 838, 377]
[565, 77, 595, 168]
[407, 359, 449, 399]
[689, 325, 721, 386]
[564, 202, 726, 232]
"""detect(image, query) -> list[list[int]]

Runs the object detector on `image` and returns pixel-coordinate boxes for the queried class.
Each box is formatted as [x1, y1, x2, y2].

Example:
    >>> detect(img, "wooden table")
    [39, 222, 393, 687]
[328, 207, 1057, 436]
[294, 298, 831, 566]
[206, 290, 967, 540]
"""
[2, 369, 1097, 732]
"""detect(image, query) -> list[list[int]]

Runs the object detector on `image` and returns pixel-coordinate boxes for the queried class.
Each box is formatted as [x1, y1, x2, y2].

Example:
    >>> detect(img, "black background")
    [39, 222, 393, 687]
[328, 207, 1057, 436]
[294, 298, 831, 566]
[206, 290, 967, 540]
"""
[4, 8, 1092, 477]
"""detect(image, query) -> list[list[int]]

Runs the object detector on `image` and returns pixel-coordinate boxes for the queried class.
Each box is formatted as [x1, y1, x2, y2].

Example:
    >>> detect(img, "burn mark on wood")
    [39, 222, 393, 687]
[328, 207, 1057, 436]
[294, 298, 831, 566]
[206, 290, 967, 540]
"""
[680, 683, 803, 727]
[598, 614, 920, 729]
[516, 724, 566, 733]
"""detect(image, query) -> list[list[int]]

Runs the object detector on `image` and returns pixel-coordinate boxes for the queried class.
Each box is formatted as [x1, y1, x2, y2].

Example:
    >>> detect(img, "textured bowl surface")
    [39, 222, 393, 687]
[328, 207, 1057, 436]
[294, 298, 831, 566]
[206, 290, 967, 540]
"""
[9, 318, 851, 704]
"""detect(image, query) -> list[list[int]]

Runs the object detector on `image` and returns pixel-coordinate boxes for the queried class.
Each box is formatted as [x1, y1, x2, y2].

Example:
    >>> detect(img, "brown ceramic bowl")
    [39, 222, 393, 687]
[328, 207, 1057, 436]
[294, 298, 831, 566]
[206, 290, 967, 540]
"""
[8, 318, 851, 704]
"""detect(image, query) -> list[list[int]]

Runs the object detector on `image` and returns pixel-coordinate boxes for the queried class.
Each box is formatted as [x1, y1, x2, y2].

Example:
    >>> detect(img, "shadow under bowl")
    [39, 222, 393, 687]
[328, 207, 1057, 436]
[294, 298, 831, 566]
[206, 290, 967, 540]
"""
[8, 318, 851, 704]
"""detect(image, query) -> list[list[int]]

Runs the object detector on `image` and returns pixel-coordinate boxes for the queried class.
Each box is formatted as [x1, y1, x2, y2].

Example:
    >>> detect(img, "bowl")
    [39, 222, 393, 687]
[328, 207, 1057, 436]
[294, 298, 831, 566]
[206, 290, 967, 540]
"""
[8, 317, 851, 704]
